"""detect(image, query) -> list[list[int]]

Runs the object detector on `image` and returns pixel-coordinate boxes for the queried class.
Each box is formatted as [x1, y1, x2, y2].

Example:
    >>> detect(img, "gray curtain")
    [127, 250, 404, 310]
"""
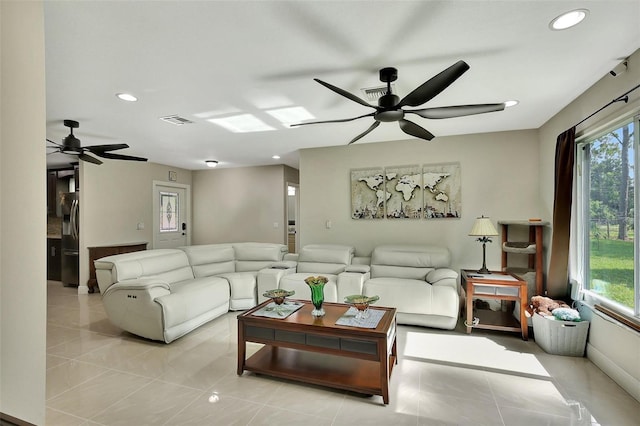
[547, 127, 576, 297]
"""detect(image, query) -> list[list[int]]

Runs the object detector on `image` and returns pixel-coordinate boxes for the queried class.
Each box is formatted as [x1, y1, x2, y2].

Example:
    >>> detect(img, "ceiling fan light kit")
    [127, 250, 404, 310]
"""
[46, 120, 148, 165]
[292, 60, 507, 145]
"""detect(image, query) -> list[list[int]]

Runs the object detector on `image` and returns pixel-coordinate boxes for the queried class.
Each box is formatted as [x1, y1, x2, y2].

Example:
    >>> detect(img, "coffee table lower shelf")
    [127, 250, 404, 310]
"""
[244, 345, 395, 398]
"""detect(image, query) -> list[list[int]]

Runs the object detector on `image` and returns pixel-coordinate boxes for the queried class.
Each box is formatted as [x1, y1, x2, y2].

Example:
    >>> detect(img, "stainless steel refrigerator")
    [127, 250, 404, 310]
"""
[61, 192, 79, 286]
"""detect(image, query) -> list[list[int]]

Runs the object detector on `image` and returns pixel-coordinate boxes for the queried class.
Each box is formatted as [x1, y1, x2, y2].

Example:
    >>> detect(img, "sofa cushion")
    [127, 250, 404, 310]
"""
[234, 242, 287, 272]
[179, 244, 236, 277]
[370, 245, 451, 279]
[296, 244, 355, 274]
[160, 276, 230, 328]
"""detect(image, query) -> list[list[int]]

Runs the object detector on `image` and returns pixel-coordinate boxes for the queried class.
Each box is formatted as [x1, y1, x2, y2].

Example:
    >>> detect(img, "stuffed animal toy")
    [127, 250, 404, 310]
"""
[530, 295, 570, 317]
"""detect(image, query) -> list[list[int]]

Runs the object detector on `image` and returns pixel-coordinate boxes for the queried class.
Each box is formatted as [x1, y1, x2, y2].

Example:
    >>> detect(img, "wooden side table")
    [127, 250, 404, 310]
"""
[461, 269, 528, 340]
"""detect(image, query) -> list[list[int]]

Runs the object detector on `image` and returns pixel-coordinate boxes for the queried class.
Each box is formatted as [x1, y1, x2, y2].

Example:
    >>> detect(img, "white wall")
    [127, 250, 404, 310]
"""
[299, 129, 541, 272]
[81, 161, 192, 290]
[192, 165, 297, 245]
[0, 1, 47, 424]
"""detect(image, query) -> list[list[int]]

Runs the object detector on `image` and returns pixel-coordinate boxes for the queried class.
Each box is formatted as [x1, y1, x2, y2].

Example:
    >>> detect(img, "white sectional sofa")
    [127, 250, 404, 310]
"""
[94, 242, 287, 343]
[257, 243, 460, 330]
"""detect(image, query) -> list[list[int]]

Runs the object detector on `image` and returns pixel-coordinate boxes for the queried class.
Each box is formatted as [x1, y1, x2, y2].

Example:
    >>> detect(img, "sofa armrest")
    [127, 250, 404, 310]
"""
[100, 279, 171, 342]
[103, 278, 171, 296]
[345, 264, 370, 273]
[427, 268, 459, 289]
[337, 271, 370, 301]
[270, 260, 297, 270]
[283, 253, 299, 262]
[256, 267, 296, 303]
[352, 256, 371, 266]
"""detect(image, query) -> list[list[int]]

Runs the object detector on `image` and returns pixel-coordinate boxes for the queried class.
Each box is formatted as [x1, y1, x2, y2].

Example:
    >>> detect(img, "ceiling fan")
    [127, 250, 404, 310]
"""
[47, 119, 147, 165]
[291, 60, 506, 144]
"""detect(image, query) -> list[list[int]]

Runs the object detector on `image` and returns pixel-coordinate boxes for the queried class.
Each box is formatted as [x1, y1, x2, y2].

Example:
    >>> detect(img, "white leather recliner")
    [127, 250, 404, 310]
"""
[363, 245, 460, 330]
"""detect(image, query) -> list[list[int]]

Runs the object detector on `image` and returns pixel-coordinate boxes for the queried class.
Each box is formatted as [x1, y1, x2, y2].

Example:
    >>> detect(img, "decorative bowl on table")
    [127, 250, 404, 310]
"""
[344, 294, 379, 320]
[263, 289, 295, 313]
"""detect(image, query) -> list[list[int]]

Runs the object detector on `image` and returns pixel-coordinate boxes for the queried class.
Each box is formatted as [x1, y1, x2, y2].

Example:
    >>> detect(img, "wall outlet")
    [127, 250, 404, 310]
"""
[137, 222, 145, 230]
[273, 222, 279, 229]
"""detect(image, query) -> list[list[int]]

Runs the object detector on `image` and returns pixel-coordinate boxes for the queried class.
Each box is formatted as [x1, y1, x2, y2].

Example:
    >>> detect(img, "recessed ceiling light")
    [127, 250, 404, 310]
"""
[549, 9, 588, 30]
[504, 100, 519, 108]
[207, 114, 275, 133]
[116, 93, 138, 102]
[272, 155, 281, 160]
[205, 160, 218, 168]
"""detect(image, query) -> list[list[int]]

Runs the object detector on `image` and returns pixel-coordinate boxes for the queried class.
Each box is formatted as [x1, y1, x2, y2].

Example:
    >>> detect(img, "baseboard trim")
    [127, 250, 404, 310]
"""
[0, 412, 35, 426]
[586, 343, 640, 403]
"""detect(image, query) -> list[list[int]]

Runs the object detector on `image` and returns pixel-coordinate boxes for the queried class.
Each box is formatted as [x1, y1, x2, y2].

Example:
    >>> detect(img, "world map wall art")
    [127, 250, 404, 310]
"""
[350, 163, 461, 220]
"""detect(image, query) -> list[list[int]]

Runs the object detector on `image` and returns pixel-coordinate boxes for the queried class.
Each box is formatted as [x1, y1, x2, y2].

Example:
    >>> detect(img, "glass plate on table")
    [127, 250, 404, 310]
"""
[344, 294, 379, 320]
[263, 289, 295, 316]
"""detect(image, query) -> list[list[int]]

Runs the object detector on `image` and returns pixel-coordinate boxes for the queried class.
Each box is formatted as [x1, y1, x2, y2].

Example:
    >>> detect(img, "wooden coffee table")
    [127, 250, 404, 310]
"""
[237, 300, 397, 404]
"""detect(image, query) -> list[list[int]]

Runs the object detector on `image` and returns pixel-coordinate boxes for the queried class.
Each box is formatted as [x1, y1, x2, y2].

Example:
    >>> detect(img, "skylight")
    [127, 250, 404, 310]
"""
[266, 107, 314, 127]
[207, 114, 275, 133]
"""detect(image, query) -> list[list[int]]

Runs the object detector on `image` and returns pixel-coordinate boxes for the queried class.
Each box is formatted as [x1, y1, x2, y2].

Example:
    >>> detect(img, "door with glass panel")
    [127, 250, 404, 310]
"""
[153, 183, 189, 249]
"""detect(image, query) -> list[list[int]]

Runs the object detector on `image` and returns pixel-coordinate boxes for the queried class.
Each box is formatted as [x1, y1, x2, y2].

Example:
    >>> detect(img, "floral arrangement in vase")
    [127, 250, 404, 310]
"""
[304, 275, 328, 317]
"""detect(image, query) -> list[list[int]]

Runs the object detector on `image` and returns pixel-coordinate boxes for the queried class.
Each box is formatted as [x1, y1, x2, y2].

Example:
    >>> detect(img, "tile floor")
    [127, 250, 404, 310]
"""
[45, 281, 639, 425]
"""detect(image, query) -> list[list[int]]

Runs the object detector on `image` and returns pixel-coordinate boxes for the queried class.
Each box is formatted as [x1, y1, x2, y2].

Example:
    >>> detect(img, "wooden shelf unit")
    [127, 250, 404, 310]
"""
[87, 242, 147, 293]
[498, 220, 548, 296]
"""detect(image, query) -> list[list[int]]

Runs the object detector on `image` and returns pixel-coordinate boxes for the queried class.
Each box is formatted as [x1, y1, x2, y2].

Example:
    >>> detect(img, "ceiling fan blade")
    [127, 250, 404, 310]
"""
[314, 78, 376, 109]
[408, 103, 505, 119]
[46, 138, 63, 147]
[291, 112, 375, 127]
[85, 143, 129, 153]
[78, 153, 103, 165]
[348, 121, 380, 145]
[397, 60, 470, 108]
[399, 119, 435, 141]
[95, 152, 148, 162]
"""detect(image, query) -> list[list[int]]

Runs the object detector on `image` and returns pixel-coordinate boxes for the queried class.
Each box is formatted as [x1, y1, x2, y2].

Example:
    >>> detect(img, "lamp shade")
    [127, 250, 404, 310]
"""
[469, 216, 499, 237]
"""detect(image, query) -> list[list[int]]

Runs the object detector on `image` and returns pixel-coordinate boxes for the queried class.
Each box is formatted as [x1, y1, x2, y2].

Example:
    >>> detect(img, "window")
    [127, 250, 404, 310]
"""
[577, 115, 639, 318]
[159, 191, 179, 232]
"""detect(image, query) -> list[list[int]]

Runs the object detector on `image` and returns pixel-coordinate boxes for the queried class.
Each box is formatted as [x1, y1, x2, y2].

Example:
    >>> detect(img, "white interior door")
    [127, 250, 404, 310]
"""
[153, 182, 190, 249]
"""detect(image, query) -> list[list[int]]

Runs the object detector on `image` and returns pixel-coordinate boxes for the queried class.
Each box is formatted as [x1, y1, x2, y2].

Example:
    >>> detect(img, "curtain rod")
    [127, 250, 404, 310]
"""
[574, 82, 640, 128]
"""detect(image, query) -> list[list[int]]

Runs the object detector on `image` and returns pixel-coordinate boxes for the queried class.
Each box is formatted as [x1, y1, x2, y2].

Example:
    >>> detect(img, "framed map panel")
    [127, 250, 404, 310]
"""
[423, 162, 461, 219]
[351, 168, 385, 219]
[384, 165, 422, 219]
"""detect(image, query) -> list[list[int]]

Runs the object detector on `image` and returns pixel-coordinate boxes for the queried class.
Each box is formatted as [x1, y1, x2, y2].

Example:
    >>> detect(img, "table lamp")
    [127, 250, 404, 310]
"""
[469, 216, 499, 274]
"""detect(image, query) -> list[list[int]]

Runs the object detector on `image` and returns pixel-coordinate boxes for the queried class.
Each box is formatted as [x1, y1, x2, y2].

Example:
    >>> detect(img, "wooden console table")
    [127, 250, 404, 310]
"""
[238, 300, 397, 404]
[87, 242, 147, 293]
[462, 269, 528, 340]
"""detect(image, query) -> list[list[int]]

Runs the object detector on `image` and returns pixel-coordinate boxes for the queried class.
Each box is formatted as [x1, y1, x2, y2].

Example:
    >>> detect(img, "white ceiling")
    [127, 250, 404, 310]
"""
[44, 1, 640, 170]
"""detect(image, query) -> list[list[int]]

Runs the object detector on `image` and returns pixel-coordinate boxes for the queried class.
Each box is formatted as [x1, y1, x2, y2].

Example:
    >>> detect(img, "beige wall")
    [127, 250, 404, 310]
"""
[80, 161, 192, 290]
[0, 1, 47, 424]
[538, 48, 640, 297]
[192, 165, 298, 245]
[538, 48, 640, 400]
[298, 130, 540, 272]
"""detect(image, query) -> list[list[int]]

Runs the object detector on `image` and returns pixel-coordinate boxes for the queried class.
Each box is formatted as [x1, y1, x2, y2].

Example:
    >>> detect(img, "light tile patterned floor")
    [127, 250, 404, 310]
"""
[45, 281, 639, 425]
